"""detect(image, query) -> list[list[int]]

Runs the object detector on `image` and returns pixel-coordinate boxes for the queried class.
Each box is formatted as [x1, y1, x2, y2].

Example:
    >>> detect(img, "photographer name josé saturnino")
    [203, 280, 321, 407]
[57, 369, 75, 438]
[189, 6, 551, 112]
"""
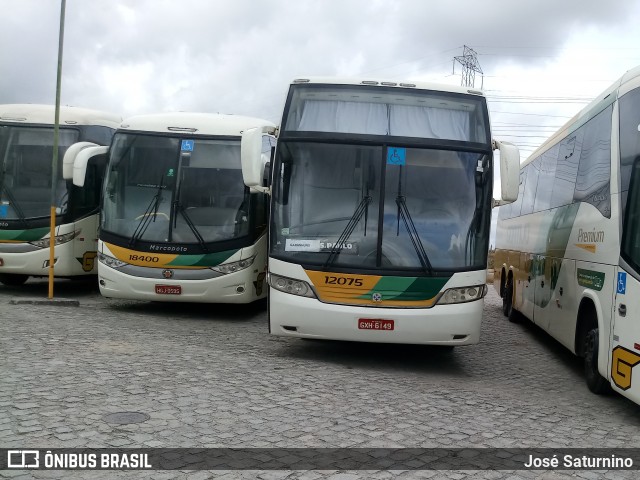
[524, 454, 633, 468]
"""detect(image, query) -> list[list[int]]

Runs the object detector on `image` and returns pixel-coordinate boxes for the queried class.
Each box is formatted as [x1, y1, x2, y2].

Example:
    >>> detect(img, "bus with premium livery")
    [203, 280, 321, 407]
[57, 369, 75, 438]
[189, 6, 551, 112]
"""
[65, 112, 275, 303]
[494, 65, 640, 405]
[0, 104, 121, 285]
[241, 77, 520, 345]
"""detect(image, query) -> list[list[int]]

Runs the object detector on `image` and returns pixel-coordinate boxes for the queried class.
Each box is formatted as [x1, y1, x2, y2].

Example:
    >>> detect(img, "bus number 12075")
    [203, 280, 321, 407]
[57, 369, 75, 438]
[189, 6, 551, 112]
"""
[324, 276, 363, 287]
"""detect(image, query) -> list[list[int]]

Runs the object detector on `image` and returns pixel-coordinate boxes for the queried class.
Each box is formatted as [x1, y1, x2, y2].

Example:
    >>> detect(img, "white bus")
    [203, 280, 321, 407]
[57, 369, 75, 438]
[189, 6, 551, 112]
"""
[494, 65, 640, 405]
[241, 77, 520, 345]
[66, 112, 275, 303]
[0, 104, 121, 286]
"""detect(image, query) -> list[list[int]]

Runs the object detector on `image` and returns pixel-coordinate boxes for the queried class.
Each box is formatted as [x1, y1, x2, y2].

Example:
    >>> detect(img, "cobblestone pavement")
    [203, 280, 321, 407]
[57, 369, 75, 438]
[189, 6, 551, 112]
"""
[1, 278, 640, 480]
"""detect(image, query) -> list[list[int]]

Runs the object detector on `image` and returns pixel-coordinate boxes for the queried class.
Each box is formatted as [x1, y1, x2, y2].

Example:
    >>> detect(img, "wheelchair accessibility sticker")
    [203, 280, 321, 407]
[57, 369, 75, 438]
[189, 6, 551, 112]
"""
[181, 140, 195, 152]
[617, 271, 627, 295]
[387, 147, 406, 166]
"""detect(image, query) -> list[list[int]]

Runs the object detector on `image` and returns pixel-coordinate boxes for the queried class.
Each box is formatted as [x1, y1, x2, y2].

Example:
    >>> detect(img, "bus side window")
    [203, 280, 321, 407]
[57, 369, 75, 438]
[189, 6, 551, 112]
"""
[533, 145, 558, 212]
[572, 105, 612, 217]
[618, 87, 640, 221]
[622, 160, 640, 269]
[520, 161, 539, 216]
[550, 135, 579, 209]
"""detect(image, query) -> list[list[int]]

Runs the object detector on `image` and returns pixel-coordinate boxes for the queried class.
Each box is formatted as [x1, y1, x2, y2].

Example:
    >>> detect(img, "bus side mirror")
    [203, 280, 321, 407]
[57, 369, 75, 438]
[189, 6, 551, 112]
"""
[242, 126, 276, 194]
[73, 146, 108, 187]
[62, 142, 99, 180]
[494, 140, 520, 204]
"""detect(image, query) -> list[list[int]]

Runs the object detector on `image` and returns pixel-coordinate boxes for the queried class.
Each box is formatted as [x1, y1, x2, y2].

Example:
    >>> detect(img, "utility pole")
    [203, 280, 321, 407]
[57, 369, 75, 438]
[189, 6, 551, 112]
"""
[453, 45, 483, 88]
[48, 0, 66, 299]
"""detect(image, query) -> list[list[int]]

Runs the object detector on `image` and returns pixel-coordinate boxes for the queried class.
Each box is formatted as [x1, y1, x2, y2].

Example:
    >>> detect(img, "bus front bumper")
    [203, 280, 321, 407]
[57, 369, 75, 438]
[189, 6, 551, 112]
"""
[98, 264, 266, 304]
[0, 242, 79, 277]
[269, 288, 483, 345]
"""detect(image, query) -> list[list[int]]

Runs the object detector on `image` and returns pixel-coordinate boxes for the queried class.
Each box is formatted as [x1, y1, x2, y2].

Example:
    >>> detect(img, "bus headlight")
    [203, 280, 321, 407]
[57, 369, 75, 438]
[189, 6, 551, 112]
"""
[29, 230, 80, 248]
[436, 284, 487, 305]
[211, 255, 256, 274]
[98, 252, 128, 269]
[268, 273, 316, 298]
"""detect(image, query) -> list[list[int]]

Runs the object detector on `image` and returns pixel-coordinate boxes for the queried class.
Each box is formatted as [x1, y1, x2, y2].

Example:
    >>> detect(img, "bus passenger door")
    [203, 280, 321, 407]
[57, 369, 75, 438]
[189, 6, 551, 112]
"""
[519, 252, 536, 321]
[533, 255, 552, 330]
[546, 258, 577, 350]
[611, 267, 640, 405]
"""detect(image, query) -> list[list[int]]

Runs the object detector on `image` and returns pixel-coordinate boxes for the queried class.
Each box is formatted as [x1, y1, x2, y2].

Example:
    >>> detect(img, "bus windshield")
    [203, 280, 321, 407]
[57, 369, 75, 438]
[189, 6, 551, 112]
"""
[101, 133, 250, 246]
[0, 126, 78, 220]
[271, 84, 492, 273]
[271, 142, 491, 272]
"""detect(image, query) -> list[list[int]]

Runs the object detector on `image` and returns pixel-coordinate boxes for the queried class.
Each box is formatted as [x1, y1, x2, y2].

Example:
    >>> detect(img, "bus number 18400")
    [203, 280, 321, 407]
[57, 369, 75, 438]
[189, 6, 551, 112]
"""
[129, 255, 160, 263]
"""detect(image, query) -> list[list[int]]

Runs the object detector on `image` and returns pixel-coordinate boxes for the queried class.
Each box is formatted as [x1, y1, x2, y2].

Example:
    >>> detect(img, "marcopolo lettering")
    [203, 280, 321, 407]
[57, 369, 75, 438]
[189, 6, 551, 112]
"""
[149, 244, 188, 252]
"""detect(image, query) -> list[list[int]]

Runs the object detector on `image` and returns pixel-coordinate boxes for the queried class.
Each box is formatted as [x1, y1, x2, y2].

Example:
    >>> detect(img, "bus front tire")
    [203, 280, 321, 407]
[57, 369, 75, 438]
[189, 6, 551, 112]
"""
[0, 273, 29, 286]
[584, 328, 611, 394]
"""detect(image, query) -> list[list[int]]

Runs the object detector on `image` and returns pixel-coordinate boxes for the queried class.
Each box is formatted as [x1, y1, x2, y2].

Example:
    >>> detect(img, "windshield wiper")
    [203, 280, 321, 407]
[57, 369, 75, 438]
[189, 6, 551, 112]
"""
[173, 202, 208, 253]
[396, 195, 433, 274]
[128, 175, 164, 247]
[323, 195, 371, 270]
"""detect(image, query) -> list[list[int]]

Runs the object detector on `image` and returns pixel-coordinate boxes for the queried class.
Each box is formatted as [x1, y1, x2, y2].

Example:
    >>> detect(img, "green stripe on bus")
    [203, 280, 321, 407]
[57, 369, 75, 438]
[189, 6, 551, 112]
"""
[166, 249, 238, 267]
[357, 276, 450, 301]
[0, 227, 50, 242]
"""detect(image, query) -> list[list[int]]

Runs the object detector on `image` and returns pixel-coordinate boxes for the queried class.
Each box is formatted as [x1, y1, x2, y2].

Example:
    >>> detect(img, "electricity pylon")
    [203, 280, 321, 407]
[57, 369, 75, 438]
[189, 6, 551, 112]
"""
[453, 45, 483, 88]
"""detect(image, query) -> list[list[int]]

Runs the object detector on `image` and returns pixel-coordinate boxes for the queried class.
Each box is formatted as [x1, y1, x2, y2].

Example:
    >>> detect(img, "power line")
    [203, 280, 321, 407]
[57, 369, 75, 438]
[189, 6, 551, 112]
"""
[357, 47, 460, 76]
[490, 110, 573, 118]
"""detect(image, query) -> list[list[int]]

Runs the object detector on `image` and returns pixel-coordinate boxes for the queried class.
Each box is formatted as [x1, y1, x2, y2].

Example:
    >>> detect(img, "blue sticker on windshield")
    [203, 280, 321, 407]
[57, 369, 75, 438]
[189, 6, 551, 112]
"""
[0, 204, 7, 218]
[618, 272, 627, 295]
[387, 147, 406, 166]
[181, 140, 195, 152]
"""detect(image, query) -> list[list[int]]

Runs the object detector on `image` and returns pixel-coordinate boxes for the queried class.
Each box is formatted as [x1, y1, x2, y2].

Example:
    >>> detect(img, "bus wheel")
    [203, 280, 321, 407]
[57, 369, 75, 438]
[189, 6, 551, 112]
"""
[502, 278, 513, 318]
[0, 273, 29, 286]
[584, 328, 611, 394]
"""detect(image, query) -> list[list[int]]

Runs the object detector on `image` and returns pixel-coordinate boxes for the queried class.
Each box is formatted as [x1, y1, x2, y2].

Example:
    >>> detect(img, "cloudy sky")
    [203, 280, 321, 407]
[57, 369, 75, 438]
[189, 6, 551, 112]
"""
[2, 0, 640, 242]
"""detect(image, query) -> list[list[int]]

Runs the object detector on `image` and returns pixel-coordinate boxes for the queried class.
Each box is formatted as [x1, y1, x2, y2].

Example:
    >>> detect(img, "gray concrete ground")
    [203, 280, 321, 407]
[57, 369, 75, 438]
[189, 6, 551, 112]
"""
[1, 277, 640, 479]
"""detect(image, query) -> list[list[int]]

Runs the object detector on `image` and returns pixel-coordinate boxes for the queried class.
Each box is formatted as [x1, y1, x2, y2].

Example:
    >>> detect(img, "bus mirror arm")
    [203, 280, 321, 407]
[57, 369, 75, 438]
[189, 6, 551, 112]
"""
[493, 139, 520, 204]
[72, 146, 109, 187]
[62, 142, 99, 180]
[250, 186, 270, 194]
[241, 126, 276, 193]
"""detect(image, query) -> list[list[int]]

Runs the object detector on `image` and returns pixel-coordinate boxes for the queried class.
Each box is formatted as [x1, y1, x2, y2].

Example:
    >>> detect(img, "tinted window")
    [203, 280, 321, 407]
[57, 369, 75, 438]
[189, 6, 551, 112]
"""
[520, 161, 539, 216]
[619, 88, 640, 221]
[550, 135, 579, 208]
[503, 104, 612, 219]
[573, 105, 612, 217]
[81, 126, 116, 146]
[622, 160, 640, 272]
[533, 144, 558, 212]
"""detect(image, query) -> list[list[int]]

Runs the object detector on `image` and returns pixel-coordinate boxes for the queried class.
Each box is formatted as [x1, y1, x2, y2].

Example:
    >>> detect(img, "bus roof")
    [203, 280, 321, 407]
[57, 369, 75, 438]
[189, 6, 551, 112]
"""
[118, 112, 276, 136]
[0, 104, 121, 128]
[289, 76, 485, 97]
[522, 64, 640, 168]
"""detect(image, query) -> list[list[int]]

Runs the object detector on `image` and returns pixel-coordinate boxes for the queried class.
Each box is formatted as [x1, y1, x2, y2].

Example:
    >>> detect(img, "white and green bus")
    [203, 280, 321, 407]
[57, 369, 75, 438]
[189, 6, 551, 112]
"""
[241, 77, 520, 345]
[0, 104, 121, 286]
[495, 65, 640, 405]
[65, 112, 275, 303]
